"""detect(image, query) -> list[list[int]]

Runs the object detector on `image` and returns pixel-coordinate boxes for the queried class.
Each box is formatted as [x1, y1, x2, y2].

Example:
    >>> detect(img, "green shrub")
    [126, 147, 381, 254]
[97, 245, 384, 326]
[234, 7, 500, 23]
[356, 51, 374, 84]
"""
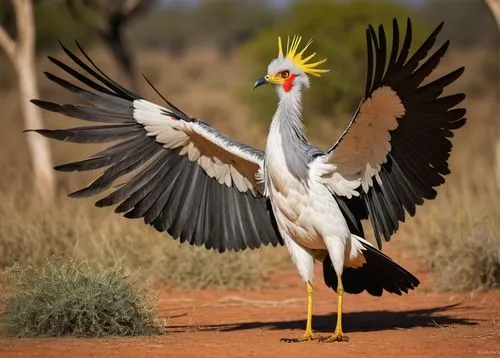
[1, 257, 161, 337]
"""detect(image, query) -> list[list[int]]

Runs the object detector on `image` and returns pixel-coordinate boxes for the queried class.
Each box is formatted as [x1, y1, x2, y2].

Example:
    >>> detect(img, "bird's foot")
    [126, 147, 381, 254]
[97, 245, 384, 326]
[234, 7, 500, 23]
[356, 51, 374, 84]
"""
[280, 330, 316, 343]
[319, 329, 349, 343]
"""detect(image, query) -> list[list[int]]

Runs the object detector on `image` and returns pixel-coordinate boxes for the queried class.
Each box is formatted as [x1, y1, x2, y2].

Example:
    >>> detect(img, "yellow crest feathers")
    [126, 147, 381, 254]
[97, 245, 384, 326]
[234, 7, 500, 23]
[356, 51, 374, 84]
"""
[277, 35, 329, 77]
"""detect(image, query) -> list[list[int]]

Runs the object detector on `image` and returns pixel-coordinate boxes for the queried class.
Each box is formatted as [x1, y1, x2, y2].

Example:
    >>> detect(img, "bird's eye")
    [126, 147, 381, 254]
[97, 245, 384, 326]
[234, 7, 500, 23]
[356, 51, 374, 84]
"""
[280, 70, 290, 79]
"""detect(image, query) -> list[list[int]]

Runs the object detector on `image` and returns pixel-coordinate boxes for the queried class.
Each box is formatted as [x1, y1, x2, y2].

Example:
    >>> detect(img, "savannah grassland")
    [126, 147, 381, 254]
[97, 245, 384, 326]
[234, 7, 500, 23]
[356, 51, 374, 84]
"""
[0, 1, 499, 356]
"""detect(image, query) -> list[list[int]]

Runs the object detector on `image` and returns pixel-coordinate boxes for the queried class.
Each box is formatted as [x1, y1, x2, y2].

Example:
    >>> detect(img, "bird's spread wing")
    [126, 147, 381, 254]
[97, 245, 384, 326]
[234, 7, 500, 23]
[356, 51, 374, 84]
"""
[326, 19, 466, 248]
[32, 43, 283, 252]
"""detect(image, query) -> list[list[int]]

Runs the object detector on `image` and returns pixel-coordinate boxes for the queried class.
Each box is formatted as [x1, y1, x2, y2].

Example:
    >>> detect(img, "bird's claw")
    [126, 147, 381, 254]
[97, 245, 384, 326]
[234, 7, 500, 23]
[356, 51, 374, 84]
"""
[318, 330, 349, 343]
[280, 330, 316, 343]
[280, 338, 301, 343]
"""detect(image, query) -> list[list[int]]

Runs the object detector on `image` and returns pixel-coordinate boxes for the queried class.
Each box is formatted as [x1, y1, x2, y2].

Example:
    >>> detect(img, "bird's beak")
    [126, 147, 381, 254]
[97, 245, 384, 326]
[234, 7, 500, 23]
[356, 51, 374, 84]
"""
[254, 76, 269, 89]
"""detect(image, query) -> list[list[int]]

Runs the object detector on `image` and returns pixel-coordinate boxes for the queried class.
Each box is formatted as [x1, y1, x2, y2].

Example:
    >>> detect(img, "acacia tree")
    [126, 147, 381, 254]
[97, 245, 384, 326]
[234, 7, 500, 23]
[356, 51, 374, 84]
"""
[484, 0, 500, 190]
[0, 0, 55, 203]
[65, 0, 155, 90]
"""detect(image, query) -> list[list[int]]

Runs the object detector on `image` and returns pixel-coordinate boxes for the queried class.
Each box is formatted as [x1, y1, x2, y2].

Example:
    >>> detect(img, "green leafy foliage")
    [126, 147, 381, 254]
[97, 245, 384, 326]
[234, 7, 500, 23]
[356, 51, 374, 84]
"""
[242, 0, 428, 128]
[1, 257, 161, 337]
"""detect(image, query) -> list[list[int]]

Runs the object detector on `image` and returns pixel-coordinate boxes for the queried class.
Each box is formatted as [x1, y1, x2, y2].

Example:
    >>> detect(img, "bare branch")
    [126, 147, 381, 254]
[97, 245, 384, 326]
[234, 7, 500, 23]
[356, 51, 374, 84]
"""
[485, 0, 500, 28]
[13, 0, 35, 57]
[0, 21, 16, 62]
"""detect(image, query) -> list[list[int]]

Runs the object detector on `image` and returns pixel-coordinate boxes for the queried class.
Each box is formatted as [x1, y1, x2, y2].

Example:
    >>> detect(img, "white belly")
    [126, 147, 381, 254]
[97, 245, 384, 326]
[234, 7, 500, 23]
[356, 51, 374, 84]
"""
[265, 133, 350, 251]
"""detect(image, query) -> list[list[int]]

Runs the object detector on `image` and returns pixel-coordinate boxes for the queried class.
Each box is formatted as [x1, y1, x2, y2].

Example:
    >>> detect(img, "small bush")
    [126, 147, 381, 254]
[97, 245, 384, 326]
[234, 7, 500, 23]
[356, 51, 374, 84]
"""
[422, 211, 500, 291]
[1, 257, 160, 337]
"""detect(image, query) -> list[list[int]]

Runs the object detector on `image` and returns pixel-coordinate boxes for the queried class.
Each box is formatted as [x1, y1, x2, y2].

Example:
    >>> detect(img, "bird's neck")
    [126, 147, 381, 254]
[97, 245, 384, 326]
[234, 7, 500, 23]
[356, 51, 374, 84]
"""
[269, 87, 306, 144]
[264, 84, 316, 191]
[265, 86, 314, 186]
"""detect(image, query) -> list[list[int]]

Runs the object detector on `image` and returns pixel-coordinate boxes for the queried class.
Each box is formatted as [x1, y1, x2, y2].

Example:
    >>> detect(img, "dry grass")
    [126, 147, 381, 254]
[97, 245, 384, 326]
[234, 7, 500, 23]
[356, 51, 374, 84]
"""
[425, 209, 499, 291]
[1, 257, 160, 337]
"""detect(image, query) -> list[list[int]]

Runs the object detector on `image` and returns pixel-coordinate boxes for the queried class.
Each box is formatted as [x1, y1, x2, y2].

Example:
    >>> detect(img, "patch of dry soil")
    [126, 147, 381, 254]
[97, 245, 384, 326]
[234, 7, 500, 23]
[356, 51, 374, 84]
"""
[0, 248, 498, 358]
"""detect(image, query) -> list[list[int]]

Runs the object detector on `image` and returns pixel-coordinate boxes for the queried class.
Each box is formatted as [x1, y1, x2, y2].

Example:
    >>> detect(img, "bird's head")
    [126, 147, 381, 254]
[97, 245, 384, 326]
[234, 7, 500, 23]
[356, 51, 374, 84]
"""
[254, 36, 328, 95]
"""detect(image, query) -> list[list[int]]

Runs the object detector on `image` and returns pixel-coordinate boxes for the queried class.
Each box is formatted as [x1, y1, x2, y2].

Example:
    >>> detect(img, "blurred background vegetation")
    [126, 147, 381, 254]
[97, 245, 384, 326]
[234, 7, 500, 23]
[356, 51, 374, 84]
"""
[0, 0, 498, 291]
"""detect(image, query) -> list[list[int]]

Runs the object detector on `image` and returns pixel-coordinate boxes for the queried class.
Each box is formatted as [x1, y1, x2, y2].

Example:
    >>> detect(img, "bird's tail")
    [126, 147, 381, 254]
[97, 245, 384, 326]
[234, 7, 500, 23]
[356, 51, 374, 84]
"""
[323, 237, 420, 296]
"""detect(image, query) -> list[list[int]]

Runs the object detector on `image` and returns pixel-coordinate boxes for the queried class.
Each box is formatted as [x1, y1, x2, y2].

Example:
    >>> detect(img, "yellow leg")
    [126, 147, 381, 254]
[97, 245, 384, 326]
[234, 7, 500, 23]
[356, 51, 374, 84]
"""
[302, 281, 315, 340]
[321, 275, 349, 343]
[280, 281, 316, 342]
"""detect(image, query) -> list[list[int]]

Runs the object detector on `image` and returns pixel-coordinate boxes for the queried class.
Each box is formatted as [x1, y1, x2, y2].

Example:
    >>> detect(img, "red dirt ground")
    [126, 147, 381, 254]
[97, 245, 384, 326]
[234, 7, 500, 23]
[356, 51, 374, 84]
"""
[0, 245, 499, 358]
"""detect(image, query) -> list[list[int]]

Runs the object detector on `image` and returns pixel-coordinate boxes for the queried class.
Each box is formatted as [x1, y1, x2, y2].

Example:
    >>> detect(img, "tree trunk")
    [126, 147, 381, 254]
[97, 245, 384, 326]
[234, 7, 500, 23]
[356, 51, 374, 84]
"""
[0, 0, 55, 203]
[484, 0, 500, 191]
[17, 54, 56, 203]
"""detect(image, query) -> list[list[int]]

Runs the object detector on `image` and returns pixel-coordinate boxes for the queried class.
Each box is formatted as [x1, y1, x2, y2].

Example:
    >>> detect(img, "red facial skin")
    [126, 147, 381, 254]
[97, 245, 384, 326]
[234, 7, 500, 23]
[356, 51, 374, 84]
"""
[283, 74, 297, 92]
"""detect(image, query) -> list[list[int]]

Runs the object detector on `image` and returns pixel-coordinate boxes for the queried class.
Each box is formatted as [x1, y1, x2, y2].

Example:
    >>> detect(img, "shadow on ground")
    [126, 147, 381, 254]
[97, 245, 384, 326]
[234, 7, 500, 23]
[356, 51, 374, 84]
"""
[168, 303, 478, 334]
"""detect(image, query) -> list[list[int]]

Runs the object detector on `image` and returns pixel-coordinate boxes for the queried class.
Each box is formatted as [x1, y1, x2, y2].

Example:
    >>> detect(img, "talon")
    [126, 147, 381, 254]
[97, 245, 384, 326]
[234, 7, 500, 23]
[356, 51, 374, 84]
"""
[319, 331, 349, 343]
[280, 330, 317, 343]
[302, 332, 316, 341]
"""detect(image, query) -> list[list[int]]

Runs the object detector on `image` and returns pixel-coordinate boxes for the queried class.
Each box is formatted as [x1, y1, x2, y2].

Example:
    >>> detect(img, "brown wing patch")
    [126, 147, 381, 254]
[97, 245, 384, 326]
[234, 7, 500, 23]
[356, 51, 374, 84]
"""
[329, 86, 405, 191]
